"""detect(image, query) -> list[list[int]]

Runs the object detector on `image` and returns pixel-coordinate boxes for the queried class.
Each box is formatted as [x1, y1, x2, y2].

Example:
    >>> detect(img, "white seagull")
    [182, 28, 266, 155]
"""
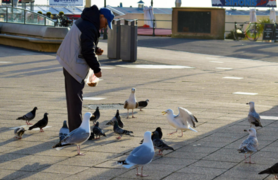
[124, 88, 138, 118]
[162, 107, 198, 137]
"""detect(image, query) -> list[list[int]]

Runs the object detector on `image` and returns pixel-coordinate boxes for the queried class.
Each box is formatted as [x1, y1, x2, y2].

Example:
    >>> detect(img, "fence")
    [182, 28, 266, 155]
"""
[0, 7, 55, 26]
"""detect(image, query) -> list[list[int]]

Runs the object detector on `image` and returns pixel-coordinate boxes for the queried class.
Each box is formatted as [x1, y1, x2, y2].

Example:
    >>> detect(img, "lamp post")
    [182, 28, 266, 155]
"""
[103, 0, 108, 39]
[151, 0, 153, 7]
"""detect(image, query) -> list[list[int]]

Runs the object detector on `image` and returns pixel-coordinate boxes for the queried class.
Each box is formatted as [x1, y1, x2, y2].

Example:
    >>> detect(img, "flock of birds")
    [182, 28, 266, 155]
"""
[13, 88, 278, 178]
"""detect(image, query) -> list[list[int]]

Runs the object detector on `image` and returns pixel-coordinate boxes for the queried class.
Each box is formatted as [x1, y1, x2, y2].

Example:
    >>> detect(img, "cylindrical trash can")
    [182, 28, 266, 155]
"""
[108, 19, 121, 59]
[120, 19, 137, 62]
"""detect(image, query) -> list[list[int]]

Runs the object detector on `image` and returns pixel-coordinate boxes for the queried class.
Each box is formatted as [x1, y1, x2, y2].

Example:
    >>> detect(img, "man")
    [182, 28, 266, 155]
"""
[56, 5, 114, 132]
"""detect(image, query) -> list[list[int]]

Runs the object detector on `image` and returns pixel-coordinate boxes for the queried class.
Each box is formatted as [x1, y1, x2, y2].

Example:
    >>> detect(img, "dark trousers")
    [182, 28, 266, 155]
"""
[63, 68, 85, 132]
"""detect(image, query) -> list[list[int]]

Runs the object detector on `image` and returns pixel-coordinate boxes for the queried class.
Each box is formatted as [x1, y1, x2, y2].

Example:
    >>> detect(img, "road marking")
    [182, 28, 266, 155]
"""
[83, 97, 106, 100]
[223, 77, 243, 80]
[216, 67, 233, 70]
[210, 61, 223, 63]
[261, 116, 278, 120]
[233, 92, 258, 95]
[117, 65, 194, 69]
[0, 61, 12, 63]
[101, 66, 115, 69]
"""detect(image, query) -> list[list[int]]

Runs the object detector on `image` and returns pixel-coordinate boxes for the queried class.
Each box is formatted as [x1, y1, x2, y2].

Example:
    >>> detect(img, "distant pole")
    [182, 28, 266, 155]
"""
[151, 0, 153, 7]
[103, 0, 107, 39]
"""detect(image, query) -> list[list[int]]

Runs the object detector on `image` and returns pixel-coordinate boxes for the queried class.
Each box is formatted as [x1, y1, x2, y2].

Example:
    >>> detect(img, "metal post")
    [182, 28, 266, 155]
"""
[152, 19, 155, 36]
[6, 7, 7, 22]
[151, 0, 153, 7]
[103, 0, 107, 40]
[24, 10, 26, 24]
[254, 22, 257, 41]
[44, 17, 46, 26]
[234, 22, 237, 40]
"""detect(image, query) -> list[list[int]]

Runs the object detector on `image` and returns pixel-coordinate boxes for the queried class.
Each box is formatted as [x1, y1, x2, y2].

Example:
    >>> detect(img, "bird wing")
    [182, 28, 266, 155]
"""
[269, 163, 278, 174]
[61, 128, 90, 145]
[115, 127, 124, 134]
[25, 112, 34, 119]
[124, 100, 128, 109]
[248, 112, 261, 126]
[135, 102, 139, 108]
[138, 101, 147, 107]
[177, 107, 196, 128]
[126, 144, 154, 165]
[239, 136, 258, 152]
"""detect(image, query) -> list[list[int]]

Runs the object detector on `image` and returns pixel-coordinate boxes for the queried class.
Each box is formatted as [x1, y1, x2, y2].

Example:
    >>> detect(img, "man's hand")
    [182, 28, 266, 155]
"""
[96, 48, 104, 56]
[95, 71, 102, 78]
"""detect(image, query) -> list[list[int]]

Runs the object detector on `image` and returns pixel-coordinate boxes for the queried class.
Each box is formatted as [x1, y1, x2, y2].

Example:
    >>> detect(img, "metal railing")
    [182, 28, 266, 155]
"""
[0, 7, 55, 26]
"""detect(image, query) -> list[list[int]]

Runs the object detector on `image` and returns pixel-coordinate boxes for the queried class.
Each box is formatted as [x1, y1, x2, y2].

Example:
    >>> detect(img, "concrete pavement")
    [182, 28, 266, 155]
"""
[0, 38, 278, 180]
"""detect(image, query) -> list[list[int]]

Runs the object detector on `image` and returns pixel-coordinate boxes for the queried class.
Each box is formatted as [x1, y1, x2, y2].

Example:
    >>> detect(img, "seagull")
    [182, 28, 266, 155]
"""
[140, 127, 163, 144]
[59, 120, 69, 141]
[53, 112, 91, 156]
[106, 109, 124, 128]
[259, 163, 278, 179]
[238, 128, 258, 164]
[29, 113, 48, 132]
[118, 131, 155, 177]
[90, 107, 100, 124]
[14, 127, 26, 139]
[16, 107, 38, 125]
[162, 107, 198, 137]
[92, 122, 106, 139]
[137, 99, 149, 111]
[152, 131, 174, 156]
[247, 102, 262, 128]
[113, 121, 133, 139]
[124, 88, 138, 118]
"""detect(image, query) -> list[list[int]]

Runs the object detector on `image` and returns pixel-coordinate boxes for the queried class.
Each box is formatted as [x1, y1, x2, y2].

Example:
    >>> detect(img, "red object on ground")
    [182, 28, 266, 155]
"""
[142, 24, 150, 28]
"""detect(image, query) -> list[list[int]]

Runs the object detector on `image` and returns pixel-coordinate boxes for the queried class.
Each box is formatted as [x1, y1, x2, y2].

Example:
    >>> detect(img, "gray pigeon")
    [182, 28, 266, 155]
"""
[90, 107, 100, 124]
[53, 112, 91, 156]
[113, 121, 133, 139]
[238, 128, 258, 164]
[259, 163, 278, 179]
[152, 131, 174, 155]
[59, 120, 69, 141]
[92, 122, 106, 139]
[247, 102, 263, 128]
[14, 127, 26, 139]
[29, 113, 48, 132]
[16, 107, 38, 125]
[106, 109, 124, 128]
[138, 99, 149, 111]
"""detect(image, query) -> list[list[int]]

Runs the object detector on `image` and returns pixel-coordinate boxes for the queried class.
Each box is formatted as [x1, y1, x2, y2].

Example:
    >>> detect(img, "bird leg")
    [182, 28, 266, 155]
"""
[168, 129, 178, 135]
[140, 108, 142, 111]
[244, 154, 248, 163]
[275, 175, 278, 179]
[178, 130, 184, 137]
[26, 121, 32, 125]
[157, 150, 163, 156]
[77, 145, 84, 156]
[40, 128, 44, 132]
[126, 109, 129, 119]
[140, 166, 148, 177]
[116, 136, 122, 139]
[248, 155, 255, 164]
[136, 167, 140, 176]
[132, 109, 136, 118]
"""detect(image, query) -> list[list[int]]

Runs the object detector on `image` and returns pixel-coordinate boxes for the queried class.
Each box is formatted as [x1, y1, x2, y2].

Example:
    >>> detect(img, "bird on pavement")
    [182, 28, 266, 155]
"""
[14, 127, 26, 139]
[53, 112, 91, 156]
[137, 99, 149, 111]
[118, 131, 155, 177]
[106, 109, 124, 128]
[16, 107, 38, 125]
[259, 163, 278, 179]
[124, 88, 138, 118]
[59, 120, 69, 141]
[247, 102, 263, 128]
[238, 128, 258, 164]
[152, 131, 174, 155]
[162, 107, 198, 137]
[29, 113, 48, 132]
[140, 127, 163, 144]
[113, 121, 133, 139]
[90, 107, 100, 124]
[92, 122, 106, 139]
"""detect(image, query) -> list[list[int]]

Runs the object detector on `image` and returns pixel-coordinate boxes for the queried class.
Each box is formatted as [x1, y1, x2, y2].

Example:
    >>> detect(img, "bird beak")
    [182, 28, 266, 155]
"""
[162, 111, 166, 115]
[244, 129, 247, 132]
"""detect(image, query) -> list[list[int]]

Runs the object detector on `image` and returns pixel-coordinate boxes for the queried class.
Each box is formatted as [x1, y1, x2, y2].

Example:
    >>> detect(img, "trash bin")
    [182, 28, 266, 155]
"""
[120, 19, 137, 62]
[107, 19, 121, 59]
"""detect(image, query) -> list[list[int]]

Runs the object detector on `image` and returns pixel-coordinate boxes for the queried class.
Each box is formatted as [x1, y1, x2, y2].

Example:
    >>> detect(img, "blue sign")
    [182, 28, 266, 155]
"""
[49, 0, 83, 6]
[212, 0, 277, 7]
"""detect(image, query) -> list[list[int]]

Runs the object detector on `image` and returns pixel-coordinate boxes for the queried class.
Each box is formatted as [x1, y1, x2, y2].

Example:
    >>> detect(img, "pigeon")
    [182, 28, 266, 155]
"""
[92, 122, 106, 139]
[59, 120, 69, 141]
[259, 163, 278, 179]
[162, 107, 198, 137]
[138, 99, 149, 111]
[152, 131, 174, 155]
[238, 128, 258, 164]
[247, 102, 263, 128]
[124, 88, 138, 118]
[140, 127, 163, 144]
[118, 131, 155, 177]
[113, 121, 133, 139]
[16, 107, 38, 125]
[53, 112, 91, 156]
[14, 127, 26, 139]
[29, 113, 48, 132]
[106, 109, 124, 128]
[90, 107, 100, 124]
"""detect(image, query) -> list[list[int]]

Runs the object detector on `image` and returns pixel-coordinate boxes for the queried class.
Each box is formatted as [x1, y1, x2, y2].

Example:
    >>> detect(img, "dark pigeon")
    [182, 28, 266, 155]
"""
[92, 122, 106, 139]
[90, 107, 100, 124]
[106, 109, 124, 128]
[14, 127, 26, 139]
[29, 113, 48, 132]
[16, 107, 38, 125]
[140, 127, 163, 144]
[137, 99, 149, 111]
[113, 121, 133, 139]
[152, 131, 174, 155]
[59, 120, 69, 141]
[259, 163, 278, 179]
